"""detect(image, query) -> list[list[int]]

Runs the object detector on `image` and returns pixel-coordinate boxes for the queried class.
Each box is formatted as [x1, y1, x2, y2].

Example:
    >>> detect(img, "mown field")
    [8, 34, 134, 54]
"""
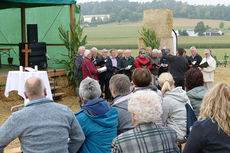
[84, 18, 230, 52]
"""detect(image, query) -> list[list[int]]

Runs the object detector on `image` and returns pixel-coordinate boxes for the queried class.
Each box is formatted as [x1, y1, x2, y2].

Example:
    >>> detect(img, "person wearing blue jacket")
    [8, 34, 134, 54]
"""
[75, 77, 118, 153]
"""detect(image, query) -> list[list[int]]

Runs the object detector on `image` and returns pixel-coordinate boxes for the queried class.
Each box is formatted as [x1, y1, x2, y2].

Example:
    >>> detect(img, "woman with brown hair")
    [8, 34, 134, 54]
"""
[132, 68, 162, 96]
[185, 68, 207, 118]
[183, 82, 230, 153]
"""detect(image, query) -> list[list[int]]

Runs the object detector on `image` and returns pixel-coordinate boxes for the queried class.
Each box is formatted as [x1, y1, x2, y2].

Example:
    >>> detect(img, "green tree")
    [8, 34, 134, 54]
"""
[194, 21, 206, 36]
[103, 16, 109, 23]
[219, 22, 224, 29]
[139, 27, 160, 49]
[206, 25, 211, 30]
[91, 17, 97, 24]
[179, 29, 188, 36]
[57, 20, 87, 86]
[79, 0, 230, 23]
[97, 17, 103, 24]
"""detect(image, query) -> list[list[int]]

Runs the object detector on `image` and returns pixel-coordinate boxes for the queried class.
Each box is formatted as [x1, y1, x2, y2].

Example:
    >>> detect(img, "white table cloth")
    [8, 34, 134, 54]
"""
[4, 71, 53, 101]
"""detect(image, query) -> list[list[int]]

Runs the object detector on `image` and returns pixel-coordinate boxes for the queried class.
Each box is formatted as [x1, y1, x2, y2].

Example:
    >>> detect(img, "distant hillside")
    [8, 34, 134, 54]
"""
[79, 0, 230, 23]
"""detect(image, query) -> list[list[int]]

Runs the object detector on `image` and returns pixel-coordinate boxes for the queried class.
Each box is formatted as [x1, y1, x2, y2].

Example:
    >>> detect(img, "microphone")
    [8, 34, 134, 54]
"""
[46, 53, 51, 60]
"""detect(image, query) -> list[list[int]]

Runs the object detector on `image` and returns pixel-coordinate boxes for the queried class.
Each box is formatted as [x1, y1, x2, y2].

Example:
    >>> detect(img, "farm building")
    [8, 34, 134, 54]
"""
[83, 14, 110, 23]
[204, 30, 223, 36]
[185, 29, 198, 37]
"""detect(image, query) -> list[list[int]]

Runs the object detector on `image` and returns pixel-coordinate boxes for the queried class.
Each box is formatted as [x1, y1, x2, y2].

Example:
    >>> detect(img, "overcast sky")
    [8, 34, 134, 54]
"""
[77, 0, 230, 6]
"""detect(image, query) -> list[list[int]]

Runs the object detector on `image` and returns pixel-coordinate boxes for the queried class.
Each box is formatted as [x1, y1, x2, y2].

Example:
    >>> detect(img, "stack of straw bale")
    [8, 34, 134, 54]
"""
[138, 9, 174, 52]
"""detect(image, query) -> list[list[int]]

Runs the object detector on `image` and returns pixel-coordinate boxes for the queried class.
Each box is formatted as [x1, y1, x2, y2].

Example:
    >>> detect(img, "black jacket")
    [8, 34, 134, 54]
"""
[74, 54, 84, 81]
[97, 56, 107, 77]
[189, 54, 202, 67]
[91, 56, 99, 66]
[163, 54, 189, 81]
[120, 56, 135, 80]
[106, 56, 121, 79]
[183, 118, 230, 153]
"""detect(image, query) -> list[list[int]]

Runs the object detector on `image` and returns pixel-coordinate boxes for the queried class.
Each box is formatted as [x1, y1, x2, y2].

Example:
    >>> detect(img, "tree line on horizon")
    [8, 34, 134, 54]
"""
[79, 0, 230, 23]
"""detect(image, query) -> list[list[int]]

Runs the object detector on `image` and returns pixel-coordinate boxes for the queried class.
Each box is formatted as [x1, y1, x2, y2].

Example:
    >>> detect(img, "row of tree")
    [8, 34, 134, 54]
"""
[79, 0, 230, 23]
[179, 21, 225, 36]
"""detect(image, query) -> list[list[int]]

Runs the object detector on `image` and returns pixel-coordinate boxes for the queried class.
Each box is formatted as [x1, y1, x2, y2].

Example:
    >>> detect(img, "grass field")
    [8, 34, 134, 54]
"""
[173, 18, 230, 30]
[84, 18, 230, 50]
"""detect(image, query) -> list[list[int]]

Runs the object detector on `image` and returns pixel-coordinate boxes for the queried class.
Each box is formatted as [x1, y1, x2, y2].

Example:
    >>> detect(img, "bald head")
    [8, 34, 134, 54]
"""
[24, 77, 45, 99]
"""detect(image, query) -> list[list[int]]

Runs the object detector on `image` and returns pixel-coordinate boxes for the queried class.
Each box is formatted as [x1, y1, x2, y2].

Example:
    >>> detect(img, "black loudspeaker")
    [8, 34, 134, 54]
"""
[27, 24, 38, 43]
[19, 42, 47, 70]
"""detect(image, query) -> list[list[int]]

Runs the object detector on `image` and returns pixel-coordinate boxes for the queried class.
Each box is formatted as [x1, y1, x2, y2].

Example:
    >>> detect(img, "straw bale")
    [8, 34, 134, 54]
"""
[143, 9, 173, 38]
[160, 37, 174, 54]
[138, 36, 146, 49]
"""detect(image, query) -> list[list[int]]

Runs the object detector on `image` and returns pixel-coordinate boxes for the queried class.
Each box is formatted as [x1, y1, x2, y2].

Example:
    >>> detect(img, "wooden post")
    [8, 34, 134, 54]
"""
[21, 44, 31, 67]
[70, 4, 75, 41]
[21, 4, 26, 43]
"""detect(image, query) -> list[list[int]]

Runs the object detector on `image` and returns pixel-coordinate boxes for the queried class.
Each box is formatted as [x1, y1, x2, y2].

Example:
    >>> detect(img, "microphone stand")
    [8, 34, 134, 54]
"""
[53, 67, 56, 98]
[47, 54, 56, 100]
[46, 53, 66, 100]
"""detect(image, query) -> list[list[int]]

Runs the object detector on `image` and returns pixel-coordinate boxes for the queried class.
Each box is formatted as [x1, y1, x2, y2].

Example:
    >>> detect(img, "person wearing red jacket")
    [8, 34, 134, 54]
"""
[82, 49, 99, 80]
[135, 49, 152, 70]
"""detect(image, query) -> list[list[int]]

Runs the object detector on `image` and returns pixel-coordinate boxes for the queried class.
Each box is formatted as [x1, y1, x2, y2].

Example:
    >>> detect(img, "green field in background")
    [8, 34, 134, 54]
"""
[84, 22, 230, 49]
[84, 20, 230, 64]
[84, 24, 141, 46]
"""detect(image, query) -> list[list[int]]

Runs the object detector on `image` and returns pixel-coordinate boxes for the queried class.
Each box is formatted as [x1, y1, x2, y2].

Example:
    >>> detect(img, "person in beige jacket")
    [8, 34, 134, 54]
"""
[200, 49, 216, 90]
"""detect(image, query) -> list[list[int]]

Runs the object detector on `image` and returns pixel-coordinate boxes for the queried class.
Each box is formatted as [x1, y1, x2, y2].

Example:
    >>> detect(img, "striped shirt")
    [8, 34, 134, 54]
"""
[111, 123, 179, 153]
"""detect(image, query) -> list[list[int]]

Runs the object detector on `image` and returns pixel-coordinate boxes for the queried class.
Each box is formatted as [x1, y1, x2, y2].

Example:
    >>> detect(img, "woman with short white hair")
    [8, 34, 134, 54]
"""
[117, 49, 123, 59]
[79, 77, 101, 102]
[75, 77, 118, 153]
[129, 90, 162, 124]
[120, 49, 135, 80]
[112, 90, 179, 153]
[90, 47, 99, 65]
[82, 49, 99, 80]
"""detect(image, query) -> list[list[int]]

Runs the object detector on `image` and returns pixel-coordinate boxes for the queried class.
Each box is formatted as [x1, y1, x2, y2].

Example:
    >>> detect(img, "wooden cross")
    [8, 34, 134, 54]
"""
[21, 44, 31, 67]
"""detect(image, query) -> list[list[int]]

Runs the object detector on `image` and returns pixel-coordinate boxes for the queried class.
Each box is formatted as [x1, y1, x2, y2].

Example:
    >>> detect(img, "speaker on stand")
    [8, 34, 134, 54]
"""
[27, 24, 38, 43]
[19, 24, 48, 70]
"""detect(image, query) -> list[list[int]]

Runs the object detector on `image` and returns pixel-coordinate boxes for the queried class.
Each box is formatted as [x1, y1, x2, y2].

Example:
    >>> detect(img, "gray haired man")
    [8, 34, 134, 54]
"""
[189, 46, 202, 67]
[0, 76, 85, 153]
[74, 46, 85, 83]
[110, 74, 134, 135]
[74, 46, 86, 104]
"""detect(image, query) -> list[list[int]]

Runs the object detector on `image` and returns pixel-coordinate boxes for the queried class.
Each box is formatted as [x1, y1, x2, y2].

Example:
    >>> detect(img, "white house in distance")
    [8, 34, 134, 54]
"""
[185, 29, 198, 36]
[204, 29, 223, 36]
[178, 29, 198, 36]
[83, 14, 110, 23]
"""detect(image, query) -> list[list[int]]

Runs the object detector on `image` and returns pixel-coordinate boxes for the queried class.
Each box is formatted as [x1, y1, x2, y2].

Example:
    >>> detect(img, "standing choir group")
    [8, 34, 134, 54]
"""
[0, 45, 230, 153]
[74, 46, 216, 95]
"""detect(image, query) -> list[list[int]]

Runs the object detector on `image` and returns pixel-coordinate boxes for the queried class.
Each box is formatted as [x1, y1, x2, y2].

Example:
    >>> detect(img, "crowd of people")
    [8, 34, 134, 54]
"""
[0, 45, 229, 153]
[75, 46, 216, 95]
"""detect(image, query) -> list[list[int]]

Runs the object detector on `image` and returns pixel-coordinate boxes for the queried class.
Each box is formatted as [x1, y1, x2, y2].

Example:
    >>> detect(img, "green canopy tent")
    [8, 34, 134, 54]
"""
[0, 0, 80, 68]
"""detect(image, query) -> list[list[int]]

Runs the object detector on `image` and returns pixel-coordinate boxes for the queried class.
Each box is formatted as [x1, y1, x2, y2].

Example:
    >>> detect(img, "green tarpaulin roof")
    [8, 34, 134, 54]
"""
[0, 0, 76, 9]
[1, 0, 76, 4]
